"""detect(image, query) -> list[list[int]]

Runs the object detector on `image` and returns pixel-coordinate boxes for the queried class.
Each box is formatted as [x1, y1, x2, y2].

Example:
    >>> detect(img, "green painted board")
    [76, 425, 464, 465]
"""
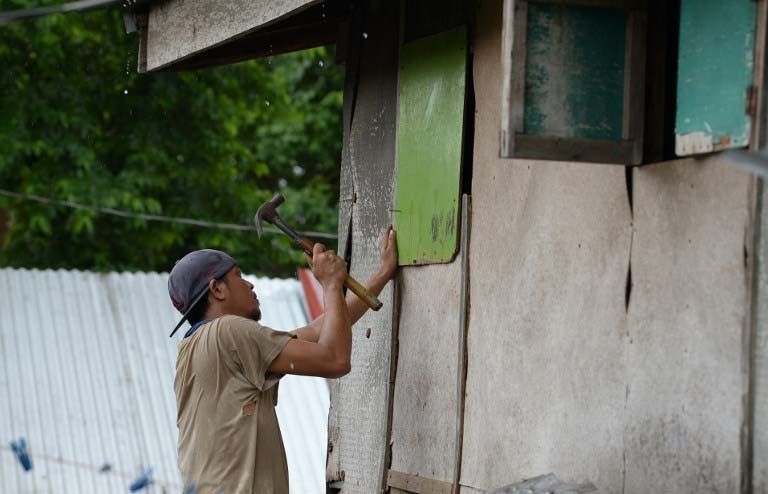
[675, 0, 756, 156]
[524, 3, 626, 140]
[395, 27, 466, 266]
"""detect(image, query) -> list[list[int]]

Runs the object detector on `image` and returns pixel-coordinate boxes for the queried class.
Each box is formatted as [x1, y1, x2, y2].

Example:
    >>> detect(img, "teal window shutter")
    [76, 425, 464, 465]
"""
[675, 0, 757, 156]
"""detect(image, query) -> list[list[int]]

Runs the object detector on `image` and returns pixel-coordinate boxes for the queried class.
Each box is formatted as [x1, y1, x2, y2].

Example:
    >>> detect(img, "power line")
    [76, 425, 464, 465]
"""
[0, 188, 338, 240]
[0, 0, 122, 26]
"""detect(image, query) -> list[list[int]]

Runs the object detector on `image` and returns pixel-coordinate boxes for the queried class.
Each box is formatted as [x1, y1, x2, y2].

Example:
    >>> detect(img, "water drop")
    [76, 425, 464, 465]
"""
[123, 89, 128, 95]
[265, 101, 270, 107]
[318, 60, 325, 68]
[278, 178, 288, 188]
[362, 32, 368, 39]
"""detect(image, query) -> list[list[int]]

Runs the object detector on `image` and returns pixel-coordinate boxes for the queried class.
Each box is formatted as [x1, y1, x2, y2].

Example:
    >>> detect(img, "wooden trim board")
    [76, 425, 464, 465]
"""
[387, 470, 454, 494]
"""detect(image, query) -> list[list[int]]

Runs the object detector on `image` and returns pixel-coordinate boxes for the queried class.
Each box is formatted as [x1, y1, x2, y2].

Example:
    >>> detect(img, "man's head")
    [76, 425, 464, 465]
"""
[168, 249, 261, 336]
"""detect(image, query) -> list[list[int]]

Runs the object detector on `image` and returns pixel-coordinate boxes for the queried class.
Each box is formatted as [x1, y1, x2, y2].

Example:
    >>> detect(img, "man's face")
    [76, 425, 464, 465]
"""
[221, 266, 261, 321]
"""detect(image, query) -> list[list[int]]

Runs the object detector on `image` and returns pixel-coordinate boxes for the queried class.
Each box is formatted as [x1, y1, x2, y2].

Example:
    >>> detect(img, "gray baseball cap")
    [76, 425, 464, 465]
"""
[167, 249, 236, 337]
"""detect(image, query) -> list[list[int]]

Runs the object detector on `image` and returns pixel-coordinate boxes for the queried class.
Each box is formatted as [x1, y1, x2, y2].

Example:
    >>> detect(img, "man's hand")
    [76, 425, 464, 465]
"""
[377, 226, 398, 280]
[311, 243, 347, 289]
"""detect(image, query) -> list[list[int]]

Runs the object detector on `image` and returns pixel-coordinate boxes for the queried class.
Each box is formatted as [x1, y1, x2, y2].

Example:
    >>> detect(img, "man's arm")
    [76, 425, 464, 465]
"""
[293, 227, 397, 343]
[269, 243, 352, 378]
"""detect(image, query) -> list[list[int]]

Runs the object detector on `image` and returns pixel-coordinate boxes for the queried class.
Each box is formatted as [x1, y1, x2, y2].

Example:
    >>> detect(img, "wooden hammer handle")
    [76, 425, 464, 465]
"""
[343, 274, 383, 311]
[296, 238, 383, 311]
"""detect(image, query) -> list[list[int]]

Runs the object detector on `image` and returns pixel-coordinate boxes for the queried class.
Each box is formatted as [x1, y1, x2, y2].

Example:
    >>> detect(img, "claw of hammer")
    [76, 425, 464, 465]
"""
[253, 192, 383, 311]
[254, 192, 286, 238]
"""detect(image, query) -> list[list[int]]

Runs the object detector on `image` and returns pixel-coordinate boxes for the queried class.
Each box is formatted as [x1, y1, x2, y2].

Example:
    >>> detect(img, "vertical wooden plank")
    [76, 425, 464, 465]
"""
[625, 156, 753, 493]
[753, 179, 768, 492]
[327, 10, 359, 487]
[389, 261, 462, 482]
[395, 27, 467, 266]
[326, 0, 400, 492]
[675, 0, 757, 156]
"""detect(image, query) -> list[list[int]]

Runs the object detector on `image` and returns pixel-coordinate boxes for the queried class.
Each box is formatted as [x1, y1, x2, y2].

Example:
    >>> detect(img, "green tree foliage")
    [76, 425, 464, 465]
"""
[0, 1, 343, 276]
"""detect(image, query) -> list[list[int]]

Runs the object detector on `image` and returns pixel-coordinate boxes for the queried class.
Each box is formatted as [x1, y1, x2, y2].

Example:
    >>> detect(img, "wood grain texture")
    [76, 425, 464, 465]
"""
[624, 157, 753, 493]
[753, 179, 768, 492]
[326, 1, 400, 492]
[461, 2, 632, 490]
[146, 0, 321, 70]
[389, 262, 462, 481]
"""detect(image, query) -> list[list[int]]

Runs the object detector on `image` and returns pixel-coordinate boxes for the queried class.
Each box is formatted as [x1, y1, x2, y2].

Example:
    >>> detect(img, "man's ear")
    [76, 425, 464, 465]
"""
[209, 278, 228, 301]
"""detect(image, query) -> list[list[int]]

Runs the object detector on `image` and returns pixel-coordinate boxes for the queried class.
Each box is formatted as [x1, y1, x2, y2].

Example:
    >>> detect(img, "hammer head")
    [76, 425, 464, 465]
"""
[254, 192, 285, 237]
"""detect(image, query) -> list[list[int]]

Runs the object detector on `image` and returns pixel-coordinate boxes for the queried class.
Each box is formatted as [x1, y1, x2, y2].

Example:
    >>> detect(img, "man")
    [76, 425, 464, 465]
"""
[167, 227, 397, 494]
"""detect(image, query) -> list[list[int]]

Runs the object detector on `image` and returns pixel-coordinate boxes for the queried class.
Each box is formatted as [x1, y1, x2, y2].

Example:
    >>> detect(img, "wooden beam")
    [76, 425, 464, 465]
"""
[161, 17, 342, 72]
[387, 470, 453, 494]
[144, 0, 348, 72]
[514, 134, 637, 164]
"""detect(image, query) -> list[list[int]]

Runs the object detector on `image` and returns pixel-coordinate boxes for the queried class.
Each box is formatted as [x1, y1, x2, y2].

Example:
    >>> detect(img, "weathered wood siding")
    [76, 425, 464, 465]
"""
[455, 0, 755, 492]
[327, 2, 400, 493]
[462, 4, 630, 491]
[145, 0, 320, 71]
[754, 180, 768, 492]
[624, 157, 753, 493]
[389, 262, 462, 482]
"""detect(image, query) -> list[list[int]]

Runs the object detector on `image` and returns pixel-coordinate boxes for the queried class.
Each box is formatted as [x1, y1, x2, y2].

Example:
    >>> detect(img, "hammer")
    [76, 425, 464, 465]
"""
[254, 193, 383, 311]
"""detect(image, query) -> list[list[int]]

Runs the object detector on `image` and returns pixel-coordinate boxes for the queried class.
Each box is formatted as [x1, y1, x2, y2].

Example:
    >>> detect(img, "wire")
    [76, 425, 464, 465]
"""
[0, 188, 338, 240]
[0, 0, 122, 26]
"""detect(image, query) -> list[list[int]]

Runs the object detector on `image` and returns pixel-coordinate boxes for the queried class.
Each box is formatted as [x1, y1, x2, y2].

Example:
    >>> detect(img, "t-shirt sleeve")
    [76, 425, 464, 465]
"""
[219, 316, 295, 391]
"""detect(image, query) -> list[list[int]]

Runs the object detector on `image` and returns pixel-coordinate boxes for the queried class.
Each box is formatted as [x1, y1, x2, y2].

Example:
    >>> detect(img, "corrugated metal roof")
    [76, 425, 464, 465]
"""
[0, 268, 328, 493]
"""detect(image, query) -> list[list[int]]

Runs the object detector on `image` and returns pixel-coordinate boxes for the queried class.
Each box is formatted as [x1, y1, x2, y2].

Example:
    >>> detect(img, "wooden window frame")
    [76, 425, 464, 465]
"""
[500, 0, 648, 165]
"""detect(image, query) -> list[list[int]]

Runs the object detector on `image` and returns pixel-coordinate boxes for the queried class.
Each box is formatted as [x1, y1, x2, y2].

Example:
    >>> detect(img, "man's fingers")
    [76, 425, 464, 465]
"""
[313, 243, 327, 257]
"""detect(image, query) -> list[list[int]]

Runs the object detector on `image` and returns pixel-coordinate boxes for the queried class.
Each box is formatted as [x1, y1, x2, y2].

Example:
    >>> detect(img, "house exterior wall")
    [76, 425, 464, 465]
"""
[348, 0, 757, 492]
[460, 1, 754, 491]
[134, 0, 763, 491]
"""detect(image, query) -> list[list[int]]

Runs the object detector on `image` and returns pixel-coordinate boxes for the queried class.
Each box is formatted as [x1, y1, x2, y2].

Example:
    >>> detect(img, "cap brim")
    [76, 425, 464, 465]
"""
[169, 287, 209, 338]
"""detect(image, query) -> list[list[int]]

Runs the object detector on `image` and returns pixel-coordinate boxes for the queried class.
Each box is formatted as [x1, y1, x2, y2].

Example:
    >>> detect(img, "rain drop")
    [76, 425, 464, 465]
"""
[362, 32, 368, 39]
[123, 89, 128, 95]
[318, 60, 325, 68]
[265, 100, 270, 107]
[278, 178, 288, 188]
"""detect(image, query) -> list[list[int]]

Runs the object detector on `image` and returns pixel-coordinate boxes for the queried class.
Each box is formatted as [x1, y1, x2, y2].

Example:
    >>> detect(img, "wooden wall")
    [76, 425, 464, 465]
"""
[333, 1, 759, 493]
[458, 1, 756, 492]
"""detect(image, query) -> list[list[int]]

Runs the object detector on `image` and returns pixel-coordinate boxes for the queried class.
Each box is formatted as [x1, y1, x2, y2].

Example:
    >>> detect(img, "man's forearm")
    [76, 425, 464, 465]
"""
[300, 271, 391, 342]
[345, 270, 390, 325]
[317, 283, 352, 364]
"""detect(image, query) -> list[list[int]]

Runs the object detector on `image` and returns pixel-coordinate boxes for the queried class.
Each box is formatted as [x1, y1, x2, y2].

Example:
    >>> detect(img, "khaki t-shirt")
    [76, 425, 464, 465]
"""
[174, 315, 294, 494]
